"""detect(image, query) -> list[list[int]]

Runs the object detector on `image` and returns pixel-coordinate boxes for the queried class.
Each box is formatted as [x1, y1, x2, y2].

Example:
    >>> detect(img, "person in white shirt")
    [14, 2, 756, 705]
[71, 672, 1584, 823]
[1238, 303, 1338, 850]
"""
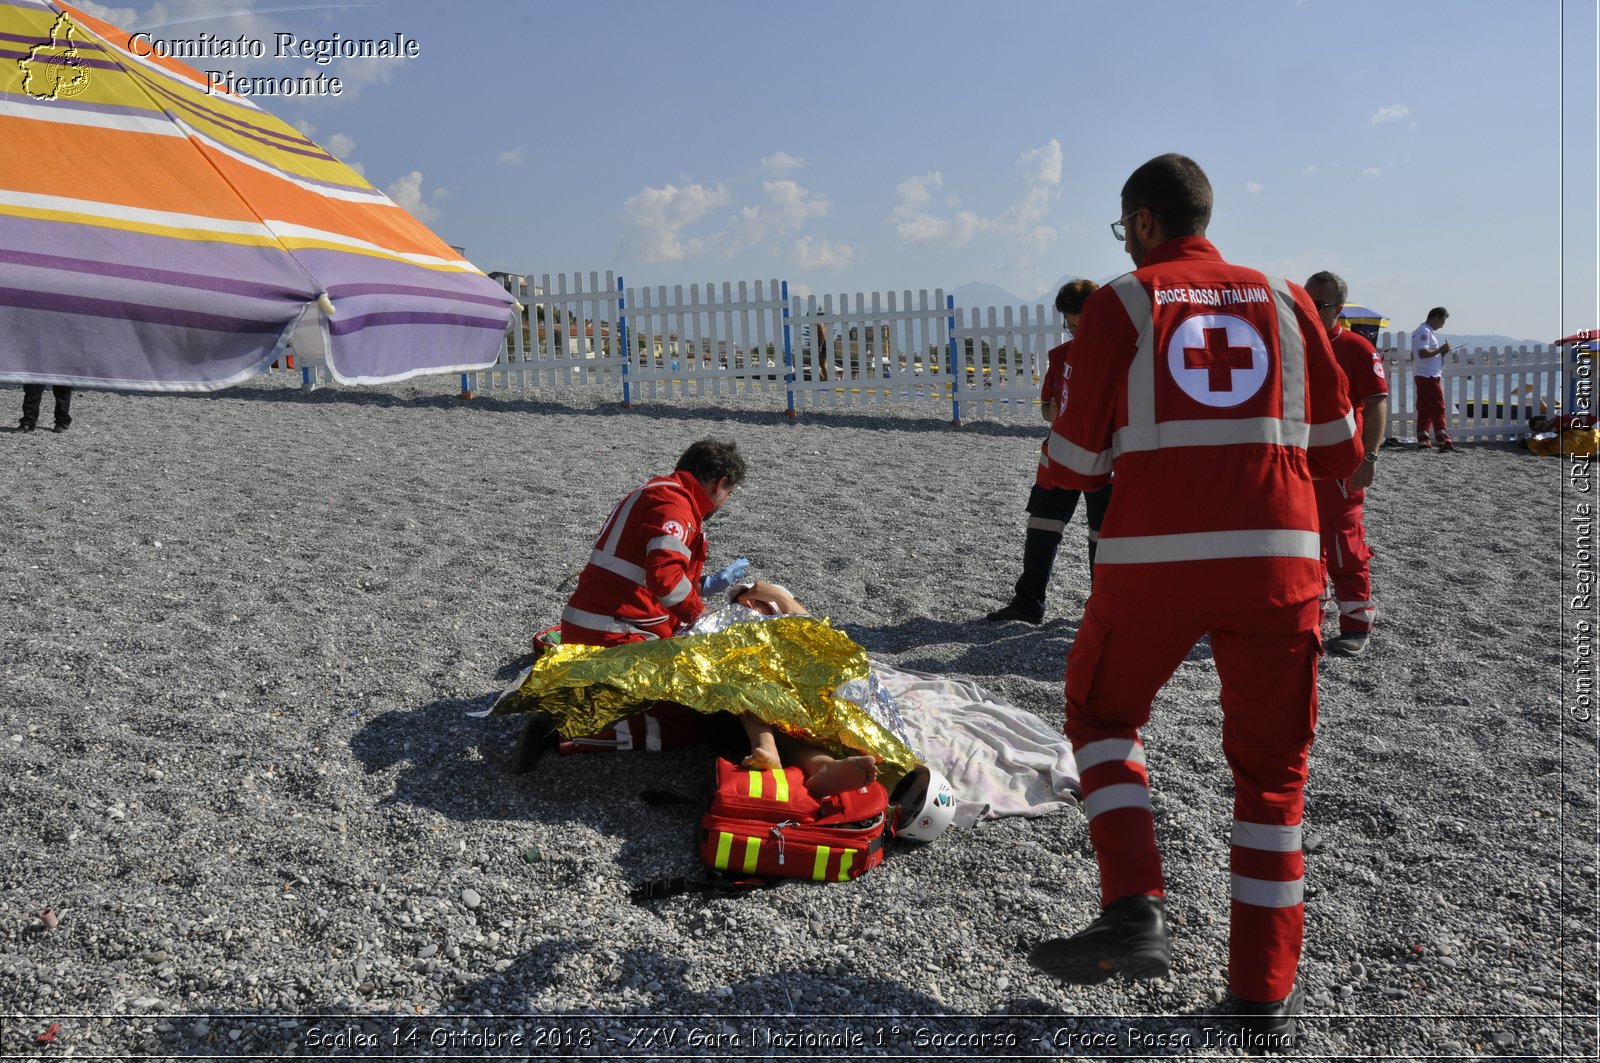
[1410, 307, 1454, 451]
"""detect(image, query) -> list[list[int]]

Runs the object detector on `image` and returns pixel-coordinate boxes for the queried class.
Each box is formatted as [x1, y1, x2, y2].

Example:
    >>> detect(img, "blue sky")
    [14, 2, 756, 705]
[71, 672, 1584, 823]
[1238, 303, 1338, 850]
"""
[77, 0, 1598, 342]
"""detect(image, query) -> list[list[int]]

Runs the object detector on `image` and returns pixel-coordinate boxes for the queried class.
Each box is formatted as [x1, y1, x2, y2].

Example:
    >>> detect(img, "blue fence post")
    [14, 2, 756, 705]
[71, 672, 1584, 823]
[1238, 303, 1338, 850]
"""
[617, 275, 631, 408]
[947, 293, 962, 425]
[458, 371, 470, 399]
[781, 280, 796, 418]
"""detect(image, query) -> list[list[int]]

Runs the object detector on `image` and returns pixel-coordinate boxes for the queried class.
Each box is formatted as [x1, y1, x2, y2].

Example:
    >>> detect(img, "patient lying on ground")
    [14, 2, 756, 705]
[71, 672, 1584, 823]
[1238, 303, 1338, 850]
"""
[730, 580, 881, 797]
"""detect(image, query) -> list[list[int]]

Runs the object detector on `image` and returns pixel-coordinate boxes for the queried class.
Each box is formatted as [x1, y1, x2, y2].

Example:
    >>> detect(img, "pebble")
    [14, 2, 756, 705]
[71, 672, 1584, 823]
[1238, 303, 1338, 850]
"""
[417, 944, 438, 958]
[1493, 1031, 1515, 1048]
[461, 888, 481, 909]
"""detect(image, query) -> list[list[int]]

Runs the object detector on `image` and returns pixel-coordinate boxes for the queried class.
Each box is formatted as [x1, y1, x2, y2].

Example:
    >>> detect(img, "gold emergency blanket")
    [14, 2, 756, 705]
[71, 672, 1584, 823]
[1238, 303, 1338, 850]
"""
[492, 616, 918, 773]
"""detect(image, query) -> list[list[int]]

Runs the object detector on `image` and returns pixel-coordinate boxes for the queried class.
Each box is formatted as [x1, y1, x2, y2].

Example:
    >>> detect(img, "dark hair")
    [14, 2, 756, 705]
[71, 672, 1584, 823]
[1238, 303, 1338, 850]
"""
[1121, 153, 1212, 238]
[676, 438, 746, 487]
[1054, 279, 1100, 318]
[1428, 307, 1449, 320]
[1304, 270, 1349, 304]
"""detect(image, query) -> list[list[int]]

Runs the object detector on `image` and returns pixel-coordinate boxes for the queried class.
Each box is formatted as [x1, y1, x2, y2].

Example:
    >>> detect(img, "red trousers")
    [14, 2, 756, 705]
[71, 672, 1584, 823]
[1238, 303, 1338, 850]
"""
[1064, 591, 1321, 1003]
[1313, 479, 1376, 635]
[1414, 376, 1451, 444]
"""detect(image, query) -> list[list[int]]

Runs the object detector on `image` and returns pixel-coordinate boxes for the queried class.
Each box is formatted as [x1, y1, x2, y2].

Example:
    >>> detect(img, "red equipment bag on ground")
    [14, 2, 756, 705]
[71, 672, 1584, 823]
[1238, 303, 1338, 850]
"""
[698, 756, 889, 885]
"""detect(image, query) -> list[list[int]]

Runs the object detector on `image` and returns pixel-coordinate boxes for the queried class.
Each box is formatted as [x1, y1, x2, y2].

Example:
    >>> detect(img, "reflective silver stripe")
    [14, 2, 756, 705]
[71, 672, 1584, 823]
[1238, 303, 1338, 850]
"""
[1082, 782, 1153, 820]
[1113, 417, 1311, 454]
[614, 717, 635, 751]
[1046, 430, 1114, 476]
[560, 604, 661, 639]
[1307, 410, 1357, 446]
[644, 713, 662, 751]
[588, 548, 647, 586]
[1231, 873, 1305, 908]
[1110, 274, 1156, 431]
[1337, 599, 1374, 614]
[1266, 276, 1307, 428]
[659, 575, 693, 608]
[646, 534, 692, 558]
[1230, 821, 1302, 852]
[600, 477, 688, 555]
[1074, 738, 1146, 772]
[599, 487, 647, 555]
[1027, 516, 1067, 533]
[1096, 529, 1321, 565]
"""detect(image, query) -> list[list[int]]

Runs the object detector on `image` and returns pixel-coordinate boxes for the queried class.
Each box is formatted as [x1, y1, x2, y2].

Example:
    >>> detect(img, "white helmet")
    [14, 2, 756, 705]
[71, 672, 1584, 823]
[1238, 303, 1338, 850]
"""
[891, 766, 957, 842]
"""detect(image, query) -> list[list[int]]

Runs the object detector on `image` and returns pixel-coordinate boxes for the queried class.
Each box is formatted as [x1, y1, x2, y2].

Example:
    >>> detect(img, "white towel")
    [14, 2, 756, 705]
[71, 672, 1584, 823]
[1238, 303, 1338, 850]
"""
[871, 661, 1080, 828]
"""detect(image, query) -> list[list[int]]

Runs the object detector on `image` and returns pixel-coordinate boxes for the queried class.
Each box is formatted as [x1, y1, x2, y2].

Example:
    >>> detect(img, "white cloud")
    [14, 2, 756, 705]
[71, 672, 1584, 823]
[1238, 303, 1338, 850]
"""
[1367, 103, 1411, 127]
[1361, 166, 1382, 177]
[1246, 181, 1264, 194]
[498, 147, 524, 165]
[327, 54, 396, 98]
[889, 173, 983, 247]
[620, 182, 734, 262]
[888, 139, 1063, 258]
[760, 151, 802, 177]
[386, 170, 439, 222]
[324, 132, 355, 159]
[620, 173, 829, 264]
[1304, 164, 1321, 175]
[792, 236, 852, 270]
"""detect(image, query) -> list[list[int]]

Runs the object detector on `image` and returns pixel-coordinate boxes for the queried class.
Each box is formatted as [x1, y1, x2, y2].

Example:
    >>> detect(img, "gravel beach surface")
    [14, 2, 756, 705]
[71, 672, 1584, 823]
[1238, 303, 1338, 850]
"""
[1, 373, 1593, 1060]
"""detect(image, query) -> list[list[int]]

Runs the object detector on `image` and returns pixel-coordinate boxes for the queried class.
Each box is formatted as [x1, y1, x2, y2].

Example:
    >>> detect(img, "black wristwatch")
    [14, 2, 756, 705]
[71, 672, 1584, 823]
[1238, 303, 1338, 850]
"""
[1363, 452, 1378, 464]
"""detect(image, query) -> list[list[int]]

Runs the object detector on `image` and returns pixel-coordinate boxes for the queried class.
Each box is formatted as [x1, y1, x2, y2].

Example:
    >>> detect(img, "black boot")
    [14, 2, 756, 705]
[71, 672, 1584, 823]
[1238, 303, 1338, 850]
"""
[510, 711, 559, 774]
[1234, 984, 1305, 1053]
[986, 527, 1061, 623]
[1028, 894, 1170, 984]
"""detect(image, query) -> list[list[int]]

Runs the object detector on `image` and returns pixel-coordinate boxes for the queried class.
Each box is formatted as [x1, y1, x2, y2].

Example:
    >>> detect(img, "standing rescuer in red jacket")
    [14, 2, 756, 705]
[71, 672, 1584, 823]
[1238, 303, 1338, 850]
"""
[1025, 154, 1361, 1051]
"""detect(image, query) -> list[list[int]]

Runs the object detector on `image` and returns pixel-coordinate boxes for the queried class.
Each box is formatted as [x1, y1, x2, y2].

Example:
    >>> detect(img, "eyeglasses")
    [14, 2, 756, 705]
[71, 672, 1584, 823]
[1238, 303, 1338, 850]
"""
[1110, 210, 1141, 242]
[1313, 301, 1344, 311]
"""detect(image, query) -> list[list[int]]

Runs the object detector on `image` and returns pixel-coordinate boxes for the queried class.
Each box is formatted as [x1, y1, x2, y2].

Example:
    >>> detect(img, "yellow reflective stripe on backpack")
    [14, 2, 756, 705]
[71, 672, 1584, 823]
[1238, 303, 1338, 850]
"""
[747, 771, 763, 799]
[812, 845, 831, 881]
[836, 849, 855, 881]
[715, 831, 763, 873]
[771, 768, 789, 803]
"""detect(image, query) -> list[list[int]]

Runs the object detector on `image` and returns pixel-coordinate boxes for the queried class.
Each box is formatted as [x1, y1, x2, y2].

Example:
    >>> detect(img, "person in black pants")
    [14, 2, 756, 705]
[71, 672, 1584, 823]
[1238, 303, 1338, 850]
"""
[19, 384, 73, 433]
[986, 280, 1111, 625]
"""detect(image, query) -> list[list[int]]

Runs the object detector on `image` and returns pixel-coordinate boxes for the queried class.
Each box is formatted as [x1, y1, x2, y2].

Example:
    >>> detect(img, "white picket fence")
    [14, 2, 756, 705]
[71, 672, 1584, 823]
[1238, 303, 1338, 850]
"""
[290, 271, 1575, 441]
[460, 272, 1062, 423]
[1376, 333, 1567, 442]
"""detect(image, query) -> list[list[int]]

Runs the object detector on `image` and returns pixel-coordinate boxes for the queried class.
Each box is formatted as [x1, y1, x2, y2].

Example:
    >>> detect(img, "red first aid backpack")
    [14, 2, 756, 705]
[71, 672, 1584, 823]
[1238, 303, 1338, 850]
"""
[698, 757, 889, 886]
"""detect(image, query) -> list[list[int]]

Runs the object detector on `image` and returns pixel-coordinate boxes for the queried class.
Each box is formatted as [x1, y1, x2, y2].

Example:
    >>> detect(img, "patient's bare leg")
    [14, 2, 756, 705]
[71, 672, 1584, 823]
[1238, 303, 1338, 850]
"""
[789, 741, 879, 797]
[740, 713, 782, 772]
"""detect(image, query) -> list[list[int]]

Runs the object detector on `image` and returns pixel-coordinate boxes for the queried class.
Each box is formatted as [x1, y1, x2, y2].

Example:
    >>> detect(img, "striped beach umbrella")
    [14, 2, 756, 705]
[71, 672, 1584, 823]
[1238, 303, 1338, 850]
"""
[1337, 302, 1388, 345]
[0, 0, 515, 391]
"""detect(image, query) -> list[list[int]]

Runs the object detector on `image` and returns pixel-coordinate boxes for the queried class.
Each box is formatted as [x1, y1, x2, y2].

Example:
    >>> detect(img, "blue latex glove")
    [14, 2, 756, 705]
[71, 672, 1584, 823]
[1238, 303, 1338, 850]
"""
[701, 557, 750, 597]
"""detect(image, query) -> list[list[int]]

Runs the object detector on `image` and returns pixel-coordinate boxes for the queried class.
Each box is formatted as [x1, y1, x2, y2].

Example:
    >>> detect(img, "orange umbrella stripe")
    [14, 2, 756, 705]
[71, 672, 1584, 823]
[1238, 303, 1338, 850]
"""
[0, 116, 264, 222]
[203, 147, 461, 260]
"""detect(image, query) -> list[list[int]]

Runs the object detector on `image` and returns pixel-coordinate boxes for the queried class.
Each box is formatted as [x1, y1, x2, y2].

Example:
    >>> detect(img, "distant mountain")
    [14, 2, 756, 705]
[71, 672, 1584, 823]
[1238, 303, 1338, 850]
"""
[949, 281, 1030, 311]
[1439, 332, 1550, 351]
